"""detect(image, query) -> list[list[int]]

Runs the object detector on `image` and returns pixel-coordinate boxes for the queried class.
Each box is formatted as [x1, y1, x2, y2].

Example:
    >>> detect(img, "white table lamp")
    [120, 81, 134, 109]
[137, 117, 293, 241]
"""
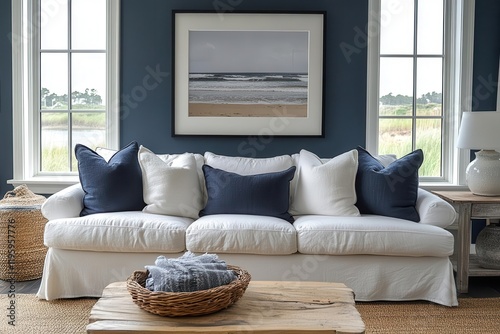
[457, 111, 500, 196]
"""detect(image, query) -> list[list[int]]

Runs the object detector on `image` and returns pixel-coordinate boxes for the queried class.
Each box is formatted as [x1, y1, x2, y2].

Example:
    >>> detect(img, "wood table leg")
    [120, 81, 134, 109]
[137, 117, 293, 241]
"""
[456, 203, 472, 294]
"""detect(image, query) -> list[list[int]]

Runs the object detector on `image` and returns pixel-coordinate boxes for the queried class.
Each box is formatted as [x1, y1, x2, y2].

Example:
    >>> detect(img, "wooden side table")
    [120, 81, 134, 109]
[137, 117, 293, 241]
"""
[432, 191, 500, 293]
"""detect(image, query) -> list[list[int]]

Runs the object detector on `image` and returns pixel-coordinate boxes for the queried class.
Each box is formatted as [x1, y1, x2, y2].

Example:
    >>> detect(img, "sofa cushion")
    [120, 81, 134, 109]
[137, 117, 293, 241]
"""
[186, 214, 297, 255]
[355, 146, 423, 222]
[204, 152, 293, 175]
[290, 149, 360, 216]
[294, 215, 454, 257]
[75, 141, 145, 216]
[138, 146, 203, 219]
[200, 165, 296, 222]
[44, 212, 192, 252]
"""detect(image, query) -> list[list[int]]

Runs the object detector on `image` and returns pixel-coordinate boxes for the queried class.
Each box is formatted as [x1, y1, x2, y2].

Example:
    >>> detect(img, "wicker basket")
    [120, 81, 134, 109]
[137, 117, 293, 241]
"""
[0, 185, 48, 281]
[126, 265, 251, 317]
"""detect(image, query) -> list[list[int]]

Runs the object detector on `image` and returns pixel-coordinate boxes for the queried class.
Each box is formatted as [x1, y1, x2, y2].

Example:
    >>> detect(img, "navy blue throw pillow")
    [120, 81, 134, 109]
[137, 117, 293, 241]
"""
[355, 146, 423, 222]
[200, 165, 296, 223]
[76, 141, 145, 216]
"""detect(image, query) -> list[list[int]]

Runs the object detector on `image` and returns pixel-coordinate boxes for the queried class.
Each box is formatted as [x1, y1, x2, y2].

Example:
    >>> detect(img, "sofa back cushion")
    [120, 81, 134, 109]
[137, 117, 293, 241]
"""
[97, 146, 205, 188]
[204, 152, 294, 175]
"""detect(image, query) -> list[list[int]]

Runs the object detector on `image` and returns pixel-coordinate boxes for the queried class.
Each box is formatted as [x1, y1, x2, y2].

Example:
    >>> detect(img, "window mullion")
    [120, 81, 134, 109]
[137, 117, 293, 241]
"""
[412, 0, 418, 152]
[68, 0, 73, 171]
[33, 0, 41, 176]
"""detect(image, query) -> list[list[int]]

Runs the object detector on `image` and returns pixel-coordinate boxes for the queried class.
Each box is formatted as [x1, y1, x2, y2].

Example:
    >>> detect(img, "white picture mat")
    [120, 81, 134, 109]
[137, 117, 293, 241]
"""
[174, 12, 324, 136]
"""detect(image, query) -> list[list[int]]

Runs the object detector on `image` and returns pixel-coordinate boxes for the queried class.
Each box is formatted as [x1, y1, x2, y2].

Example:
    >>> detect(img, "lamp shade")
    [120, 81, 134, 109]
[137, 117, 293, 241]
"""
[457, 111, 500, 150]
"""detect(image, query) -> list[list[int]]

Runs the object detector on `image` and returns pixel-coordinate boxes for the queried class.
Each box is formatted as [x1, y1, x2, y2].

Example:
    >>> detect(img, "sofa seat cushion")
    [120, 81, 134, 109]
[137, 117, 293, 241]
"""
[186, 214, 297, 255]
[294, 215, 454, 257]
[44, 212, 192, 252]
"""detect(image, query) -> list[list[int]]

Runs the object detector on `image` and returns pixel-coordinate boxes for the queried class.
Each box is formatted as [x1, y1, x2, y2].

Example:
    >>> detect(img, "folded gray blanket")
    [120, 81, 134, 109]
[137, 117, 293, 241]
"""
[145, 252, 236, 292]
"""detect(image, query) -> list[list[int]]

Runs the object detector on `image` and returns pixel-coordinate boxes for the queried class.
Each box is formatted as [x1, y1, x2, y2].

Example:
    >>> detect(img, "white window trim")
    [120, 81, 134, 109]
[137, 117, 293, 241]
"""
[366, 0, 474, 190]
[9, 0, 120, 194]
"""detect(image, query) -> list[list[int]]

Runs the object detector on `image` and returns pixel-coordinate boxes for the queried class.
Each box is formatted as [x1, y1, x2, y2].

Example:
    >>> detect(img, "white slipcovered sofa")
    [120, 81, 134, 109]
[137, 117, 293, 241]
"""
[37, 144, 458, 306]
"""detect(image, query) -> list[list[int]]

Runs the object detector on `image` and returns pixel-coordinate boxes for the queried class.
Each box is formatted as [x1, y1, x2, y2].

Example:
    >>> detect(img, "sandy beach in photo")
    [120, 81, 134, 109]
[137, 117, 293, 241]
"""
[188, 103, 307, 117]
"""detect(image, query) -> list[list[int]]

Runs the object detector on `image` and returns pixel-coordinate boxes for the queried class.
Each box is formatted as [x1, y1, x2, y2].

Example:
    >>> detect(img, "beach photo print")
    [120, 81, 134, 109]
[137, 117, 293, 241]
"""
[173, 11, 325, 136]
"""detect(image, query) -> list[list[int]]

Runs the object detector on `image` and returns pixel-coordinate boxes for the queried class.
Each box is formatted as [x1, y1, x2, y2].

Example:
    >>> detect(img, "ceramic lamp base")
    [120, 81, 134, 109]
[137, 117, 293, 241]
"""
[466, 150, 500, 196]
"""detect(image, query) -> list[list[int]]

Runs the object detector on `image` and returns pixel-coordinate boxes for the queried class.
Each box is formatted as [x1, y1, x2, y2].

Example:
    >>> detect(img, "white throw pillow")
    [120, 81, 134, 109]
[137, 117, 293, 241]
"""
[290, 149, 360, 216]
[138, 146, 203, 219]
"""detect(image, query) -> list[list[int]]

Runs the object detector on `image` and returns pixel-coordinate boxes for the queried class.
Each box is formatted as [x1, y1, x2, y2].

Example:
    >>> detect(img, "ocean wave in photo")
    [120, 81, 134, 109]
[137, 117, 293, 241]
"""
[189, 73, 308, 105]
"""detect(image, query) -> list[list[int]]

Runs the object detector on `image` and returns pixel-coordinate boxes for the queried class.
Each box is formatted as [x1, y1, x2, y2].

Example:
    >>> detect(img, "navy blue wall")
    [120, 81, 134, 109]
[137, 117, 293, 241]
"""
[120, 0, 368, 157]
[471, 0, 500, 241]
[472, 0, 500, 111]
[0, 0, 499, 196]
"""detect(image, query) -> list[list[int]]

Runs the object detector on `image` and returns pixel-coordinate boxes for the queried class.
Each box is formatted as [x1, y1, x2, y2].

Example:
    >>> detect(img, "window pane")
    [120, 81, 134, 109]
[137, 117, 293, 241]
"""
[416, 119, 442, 177]
[72, 113, 106, 171]
[71, 0, 106, 50]
[41, 113, 69, 172]
[378, 118, 413, 157]
[417, 0, 443, 54]
[71, 53, 106, 109]
[379, 57, 413, 116]
[72, 113, 106, 148]
[416, 57, 442, 116]
[380, 0, 414, 54]
[40, 0, 68, 50]
[41, 53, 68, 110]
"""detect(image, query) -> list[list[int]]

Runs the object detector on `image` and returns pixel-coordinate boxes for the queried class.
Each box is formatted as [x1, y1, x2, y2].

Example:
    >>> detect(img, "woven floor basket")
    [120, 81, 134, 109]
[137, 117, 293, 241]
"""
[0, 185, 48, 281]
[126, 265, 251, 317]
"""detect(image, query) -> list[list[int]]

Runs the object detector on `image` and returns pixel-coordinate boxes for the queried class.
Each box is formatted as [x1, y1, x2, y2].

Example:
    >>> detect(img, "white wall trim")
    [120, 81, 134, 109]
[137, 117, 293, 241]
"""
[457, 0, 475, 187]
[107, 0, 120, 150]
[366, 0, 380, 154]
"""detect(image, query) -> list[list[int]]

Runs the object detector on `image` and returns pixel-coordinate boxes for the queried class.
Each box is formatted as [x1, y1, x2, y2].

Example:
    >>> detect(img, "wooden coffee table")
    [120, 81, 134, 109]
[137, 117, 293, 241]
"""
[87, 281, 365, 333]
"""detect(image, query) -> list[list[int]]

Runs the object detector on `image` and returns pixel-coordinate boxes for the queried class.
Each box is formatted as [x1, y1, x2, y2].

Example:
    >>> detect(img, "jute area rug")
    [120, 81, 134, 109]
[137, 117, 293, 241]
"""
[1, 295, 500, 333]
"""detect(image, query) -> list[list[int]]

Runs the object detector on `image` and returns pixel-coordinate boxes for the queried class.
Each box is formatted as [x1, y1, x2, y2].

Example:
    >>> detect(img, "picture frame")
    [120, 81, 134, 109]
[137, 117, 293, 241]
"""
[172, 11, 326, 136]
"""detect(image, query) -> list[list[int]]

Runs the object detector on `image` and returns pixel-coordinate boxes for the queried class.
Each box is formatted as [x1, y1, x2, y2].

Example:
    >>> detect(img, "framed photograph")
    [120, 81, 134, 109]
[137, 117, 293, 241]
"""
[172, 11, 326, 136]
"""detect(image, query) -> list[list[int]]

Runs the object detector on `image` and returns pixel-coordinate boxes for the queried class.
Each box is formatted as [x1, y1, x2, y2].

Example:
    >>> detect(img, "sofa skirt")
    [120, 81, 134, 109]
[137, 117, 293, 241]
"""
[36, 248, 458, 306]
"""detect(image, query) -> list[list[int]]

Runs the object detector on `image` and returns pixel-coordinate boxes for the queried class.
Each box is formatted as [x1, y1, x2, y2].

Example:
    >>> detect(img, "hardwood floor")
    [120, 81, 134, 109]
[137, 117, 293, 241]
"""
[1, 276, 499, 297]
[460, 276, 500, 298]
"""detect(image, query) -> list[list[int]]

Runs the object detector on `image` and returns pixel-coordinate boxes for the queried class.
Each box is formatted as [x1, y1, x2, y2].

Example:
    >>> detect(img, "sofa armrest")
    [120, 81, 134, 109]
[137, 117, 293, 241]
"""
[41, 183, 84, 220]
[416, 188, 457, 228]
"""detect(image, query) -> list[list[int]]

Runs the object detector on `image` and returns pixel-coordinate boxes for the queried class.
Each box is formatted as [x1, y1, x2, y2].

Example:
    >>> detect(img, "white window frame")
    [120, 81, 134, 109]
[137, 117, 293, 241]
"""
[10, 0, 120, 194]
[366, 0, 475, 189]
